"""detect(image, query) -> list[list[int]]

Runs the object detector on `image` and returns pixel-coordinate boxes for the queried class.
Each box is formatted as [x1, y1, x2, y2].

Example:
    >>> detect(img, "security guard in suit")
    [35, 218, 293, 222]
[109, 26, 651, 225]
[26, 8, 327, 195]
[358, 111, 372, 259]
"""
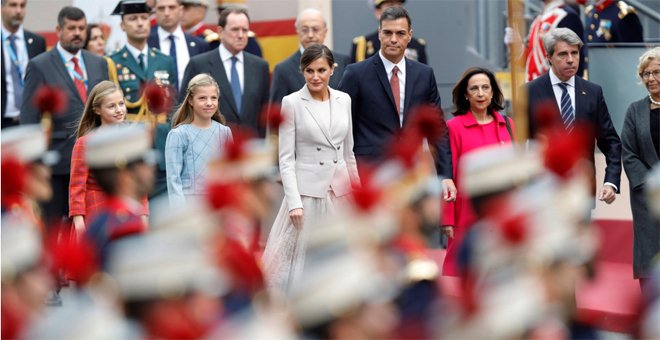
[110, 0, 177, 199]
[584, 0, 643, 43]
[350, 0, 427, 64]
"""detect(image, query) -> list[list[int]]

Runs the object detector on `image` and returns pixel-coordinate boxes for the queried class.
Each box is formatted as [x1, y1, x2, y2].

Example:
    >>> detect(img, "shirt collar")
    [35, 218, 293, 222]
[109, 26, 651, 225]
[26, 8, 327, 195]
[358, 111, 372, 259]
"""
[126, 43, 149, 61]
[2, 25, 24, 40]
[379, 50, 406, 76]
[158, 25, 185, 42]
[56, 42, 82, 61]
[549, 68, 575, 87]
[219, 43, 243, 63]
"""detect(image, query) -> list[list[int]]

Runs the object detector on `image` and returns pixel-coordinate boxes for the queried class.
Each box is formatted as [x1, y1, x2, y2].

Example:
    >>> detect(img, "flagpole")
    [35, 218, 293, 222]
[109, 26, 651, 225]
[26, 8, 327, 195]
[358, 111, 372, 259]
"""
[507, 0, 528, 143]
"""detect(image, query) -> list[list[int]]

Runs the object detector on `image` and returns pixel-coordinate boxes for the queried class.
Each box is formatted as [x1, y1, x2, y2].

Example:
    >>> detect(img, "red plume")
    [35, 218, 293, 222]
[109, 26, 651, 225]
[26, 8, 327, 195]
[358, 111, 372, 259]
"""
[1, 156, 26, 209]
[543, 123, 594, 178]
[45, 226, 99, 285]
[408, 104, 445, 143]
[206, 182, 241, 210]
[33, 85, 67, 115]
[484, 197, 528, 245]
[388, 130, 422, 169]
[260, 103, 285, 131]
[351, 167, 382, 212]
[534, 100, 562, 132]
[223, 128, 256, 161]
[143, 82, 172, 114]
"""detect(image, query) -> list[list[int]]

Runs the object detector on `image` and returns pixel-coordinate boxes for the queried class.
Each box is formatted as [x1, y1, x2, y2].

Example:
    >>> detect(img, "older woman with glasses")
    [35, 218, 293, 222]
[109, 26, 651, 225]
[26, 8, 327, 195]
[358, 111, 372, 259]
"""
[621, 47, 660, 290]
[441, 67, 515, 277]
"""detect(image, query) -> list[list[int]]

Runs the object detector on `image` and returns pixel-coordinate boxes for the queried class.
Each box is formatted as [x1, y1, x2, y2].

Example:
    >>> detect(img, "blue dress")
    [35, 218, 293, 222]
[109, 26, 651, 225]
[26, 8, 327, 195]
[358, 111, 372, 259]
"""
[165, 120, 233, 206]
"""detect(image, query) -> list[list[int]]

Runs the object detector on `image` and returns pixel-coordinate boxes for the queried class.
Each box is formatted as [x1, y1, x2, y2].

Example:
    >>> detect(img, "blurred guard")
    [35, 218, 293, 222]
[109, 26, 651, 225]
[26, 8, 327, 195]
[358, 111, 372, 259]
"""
[350, 0, 427, 64]
[215, 0, 262, 56]
[83, 125, 157, 266]
[181, 0, 219, 46]
[110, 0, 176, 199]
[584, 0, 643, 43]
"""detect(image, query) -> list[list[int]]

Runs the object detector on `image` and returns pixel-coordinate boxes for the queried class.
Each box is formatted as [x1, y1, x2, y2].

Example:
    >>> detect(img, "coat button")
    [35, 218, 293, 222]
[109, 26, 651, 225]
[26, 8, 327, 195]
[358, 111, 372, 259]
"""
[336, 146, 341, 150]
[317, 147, 321, 151]
[333, 160, 337, 164]
[319, 161, 324, 165]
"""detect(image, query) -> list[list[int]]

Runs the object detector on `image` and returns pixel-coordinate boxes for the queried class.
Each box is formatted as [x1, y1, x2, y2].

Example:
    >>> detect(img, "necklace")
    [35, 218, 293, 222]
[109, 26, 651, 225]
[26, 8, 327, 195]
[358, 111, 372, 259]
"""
[650, 93, 660, 106]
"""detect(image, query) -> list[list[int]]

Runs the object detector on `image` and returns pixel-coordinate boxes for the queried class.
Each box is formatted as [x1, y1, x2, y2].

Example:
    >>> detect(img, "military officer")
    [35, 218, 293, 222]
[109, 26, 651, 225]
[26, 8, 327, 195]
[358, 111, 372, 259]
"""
[350, 0, 427, 64]
[110, 0, 176, 199]
[181, 0, 219, 46]
[584, 0, 643, 43]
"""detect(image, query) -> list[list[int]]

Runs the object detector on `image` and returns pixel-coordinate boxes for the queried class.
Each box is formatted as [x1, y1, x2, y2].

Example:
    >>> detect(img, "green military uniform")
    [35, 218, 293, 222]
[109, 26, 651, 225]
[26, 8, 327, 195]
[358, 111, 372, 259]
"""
[110, 45, 176, 198]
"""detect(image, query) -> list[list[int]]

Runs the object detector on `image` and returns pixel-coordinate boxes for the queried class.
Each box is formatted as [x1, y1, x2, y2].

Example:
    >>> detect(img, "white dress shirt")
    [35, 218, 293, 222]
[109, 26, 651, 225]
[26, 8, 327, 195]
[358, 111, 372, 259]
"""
[56, 42, 87, 83]
[218, 44, 244, 92]
[2, 25, 27, 118]
[379, 51, 406, 126]
[157, 25, 189, 87]
[125, 43, 149, 70]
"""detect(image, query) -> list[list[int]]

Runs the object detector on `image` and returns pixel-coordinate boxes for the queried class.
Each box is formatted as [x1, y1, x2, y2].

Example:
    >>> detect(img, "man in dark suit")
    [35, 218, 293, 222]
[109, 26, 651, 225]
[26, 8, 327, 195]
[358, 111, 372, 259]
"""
[350, 0, 427, 64]
[269, 8, 350, 105]
[180, 6, 269, 137]
[1, 0, 45, 128]
[527, 27, 621, 204]
[148, 0, 209, 91]
[20, 6, 109, 224]
[339, 6, 456, 200]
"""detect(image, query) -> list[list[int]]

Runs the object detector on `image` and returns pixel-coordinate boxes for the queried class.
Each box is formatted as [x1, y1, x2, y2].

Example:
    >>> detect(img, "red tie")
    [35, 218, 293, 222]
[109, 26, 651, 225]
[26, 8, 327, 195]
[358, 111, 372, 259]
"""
[71, 57, 87, 103]
[390, 65, 400, 115]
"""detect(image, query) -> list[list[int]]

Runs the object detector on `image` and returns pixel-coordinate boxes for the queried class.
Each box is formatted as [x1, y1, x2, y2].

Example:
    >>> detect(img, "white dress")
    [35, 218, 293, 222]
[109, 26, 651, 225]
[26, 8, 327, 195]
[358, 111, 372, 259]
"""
[261, 86, 359, 293]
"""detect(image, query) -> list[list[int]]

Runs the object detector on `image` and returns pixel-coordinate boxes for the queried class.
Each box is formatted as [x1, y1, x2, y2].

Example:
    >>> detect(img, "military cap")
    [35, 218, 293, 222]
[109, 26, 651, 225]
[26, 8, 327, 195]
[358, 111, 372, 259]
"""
[85, 124, 157, 169]
[1, 124, 59, 166]
[111, 0, 151, 16]
[373, 0, 405, 8]
[1, 219, 42, 282]
[207, 138, 277, 183]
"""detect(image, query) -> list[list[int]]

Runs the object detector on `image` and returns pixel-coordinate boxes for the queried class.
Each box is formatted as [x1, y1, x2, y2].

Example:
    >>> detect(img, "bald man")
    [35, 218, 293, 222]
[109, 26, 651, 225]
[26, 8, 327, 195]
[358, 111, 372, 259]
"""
[269, 8, 350, 104]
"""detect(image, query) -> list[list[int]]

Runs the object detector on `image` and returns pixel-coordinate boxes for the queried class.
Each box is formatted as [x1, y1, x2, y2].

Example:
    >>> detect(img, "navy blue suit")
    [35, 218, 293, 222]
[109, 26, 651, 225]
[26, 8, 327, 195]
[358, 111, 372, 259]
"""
[527, 73, 622, 193]
[147, 26, 210, 57]
[338, 54, 452, 178]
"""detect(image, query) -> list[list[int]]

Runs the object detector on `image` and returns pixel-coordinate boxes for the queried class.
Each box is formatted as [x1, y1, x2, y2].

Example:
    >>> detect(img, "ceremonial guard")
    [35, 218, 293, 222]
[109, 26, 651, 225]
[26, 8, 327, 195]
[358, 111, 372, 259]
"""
[584, 0, 643, 43]
[350, 0, 427, 64]
[110, 0, 176, 198]
[181, 0, 220, 46]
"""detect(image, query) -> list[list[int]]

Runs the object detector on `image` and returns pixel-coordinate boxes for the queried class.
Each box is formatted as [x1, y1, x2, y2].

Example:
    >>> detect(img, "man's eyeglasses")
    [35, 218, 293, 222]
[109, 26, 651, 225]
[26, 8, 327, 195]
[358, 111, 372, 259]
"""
[641, 70, 660, 80]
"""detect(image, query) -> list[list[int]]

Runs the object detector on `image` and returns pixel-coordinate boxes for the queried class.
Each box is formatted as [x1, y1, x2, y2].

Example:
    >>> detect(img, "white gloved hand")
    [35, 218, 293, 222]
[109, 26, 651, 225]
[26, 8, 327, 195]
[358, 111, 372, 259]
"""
[504, 26, 515, 45]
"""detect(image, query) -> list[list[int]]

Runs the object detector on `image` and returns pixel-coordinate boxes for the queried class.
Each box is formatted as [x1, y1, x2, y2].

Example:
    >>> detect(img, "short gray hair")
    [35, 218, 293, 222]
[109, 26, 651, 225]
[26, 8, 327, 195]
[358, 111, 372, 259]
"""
[543, 28, 583, 56]
[637, 47, 660, 78]
[295, 8, 326, 28]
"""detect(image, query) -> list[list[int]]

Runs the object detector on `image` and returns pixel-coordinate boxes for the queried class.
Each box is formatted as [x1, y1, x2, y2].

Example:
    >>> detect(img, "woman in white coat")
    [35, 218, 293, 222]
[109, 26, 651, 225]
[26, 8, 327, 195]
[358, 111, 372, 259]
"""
[262, 44, 360, 293]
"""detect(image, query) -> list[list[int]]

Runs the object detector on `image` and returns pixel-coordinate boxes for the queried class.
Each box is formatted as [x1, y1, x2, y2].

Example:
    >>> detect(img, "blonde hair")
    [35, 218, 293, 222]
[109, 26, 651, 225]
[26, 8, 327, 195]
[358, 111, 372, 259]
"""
[76, 81, 124, 138]
[172, 73, 226, 129]
[637, 47, 660, 79]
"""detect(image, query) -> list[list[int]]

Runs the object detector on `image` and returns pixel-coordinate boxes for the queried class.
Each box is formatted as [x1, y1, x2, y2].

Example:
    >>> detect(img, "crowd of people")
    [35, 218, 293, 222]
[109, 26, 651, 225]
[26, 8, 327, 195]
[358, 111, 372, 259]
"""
[2, 0, 660, 338]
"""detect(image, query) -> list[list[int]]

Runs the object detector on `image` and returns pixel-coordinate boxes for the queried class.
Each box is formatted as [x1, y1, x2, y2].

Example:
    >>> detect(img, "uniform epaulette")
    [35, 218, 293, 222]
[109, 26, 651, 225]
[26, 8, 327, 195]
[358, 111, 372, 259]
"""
[617, 1, 637, 19]
[353, 35, 366, 44]
[417, 38, 426, 46]
[248, 30, 256, 38]
[585, 4, 594, 14]
[203, 29, 219, 43]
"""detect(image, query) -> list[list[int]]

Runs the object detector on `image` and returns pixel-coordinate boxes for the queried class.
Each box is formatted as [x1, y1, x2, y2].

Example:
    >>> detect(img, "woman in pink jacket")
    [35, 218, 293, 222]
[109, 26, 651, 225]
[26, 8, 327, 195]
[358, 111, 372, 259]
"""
[441, 67, 515, 276]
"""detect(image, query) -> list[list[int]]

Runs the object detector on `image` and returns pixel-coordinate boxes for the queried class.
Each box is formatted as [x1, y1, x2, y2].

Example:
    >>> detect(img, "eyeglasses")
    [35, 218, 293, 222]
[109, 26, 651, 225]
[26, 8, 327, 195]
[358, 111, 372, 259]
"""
[641, 70, 660, 80]
[298, 26, 324, 35]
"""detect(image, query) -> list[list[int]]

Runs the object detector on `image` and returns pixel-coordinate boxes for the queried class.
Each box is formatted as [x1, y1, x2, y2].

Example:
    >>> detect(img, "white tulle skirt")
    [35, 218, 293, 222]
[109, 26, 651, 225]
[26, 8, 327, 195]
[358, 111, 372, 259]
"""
[262, 190, 349, 293]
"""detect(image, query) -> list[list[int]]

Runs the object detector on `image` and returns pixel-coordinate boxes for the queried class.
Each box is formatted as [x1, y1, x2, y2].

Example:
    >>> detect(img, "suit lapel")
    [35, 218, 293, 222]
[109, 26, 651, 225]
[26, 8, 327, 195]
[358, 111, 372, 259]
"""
[639, 98, 660, 163]
[24, 33, 39, 58]
[372, 56, 398, 114]
[301, 86, 333, 146]
[574, 76, 588, 122]
[402, 58, 414, 124]
[147, 33, 160, 50]
[49, 49, 79, 99]
[210, 52, 240, 120]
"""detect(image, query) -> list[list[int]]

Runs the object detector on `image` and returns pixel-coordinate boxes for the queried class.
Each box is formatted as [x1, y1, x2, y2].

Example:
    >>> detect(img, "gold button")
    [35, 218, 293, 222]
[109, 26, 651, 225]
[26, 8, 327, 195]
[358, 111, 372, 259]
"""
[590, 24, 595, 29]
[594, 13, 598, 19]
[588, 35, 593, 41]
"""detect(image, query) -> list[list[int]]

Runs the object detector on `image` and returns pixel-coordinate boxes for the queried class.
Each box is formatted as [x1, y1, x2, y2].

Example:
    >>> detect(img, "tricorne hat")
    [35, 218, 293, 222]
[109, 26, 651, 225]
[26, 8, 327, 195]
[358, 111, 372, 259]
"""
[111, 0, 151, 16]
[84, 124, 157, 169]
[1, 124, 59, 166]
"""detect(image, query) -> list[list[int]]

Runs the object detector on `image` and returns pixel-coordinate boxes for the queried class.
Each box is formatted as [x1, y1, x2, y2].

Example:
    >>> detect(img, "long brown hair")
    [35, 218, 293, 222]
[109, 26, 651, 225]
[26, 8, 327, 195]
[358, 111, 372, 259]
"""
[451, 67, 504, 116]
[172, 73, 226, 129]
[76, 81, 124, 138]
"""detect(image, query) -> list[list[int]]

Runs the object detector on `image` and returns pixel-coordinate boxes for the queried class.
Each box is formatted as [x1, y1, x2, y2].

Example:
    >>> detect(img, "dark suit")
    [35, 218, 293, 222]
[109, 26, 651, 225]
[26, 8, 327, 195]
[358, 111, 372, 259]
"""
[338, 54, 452, 178]
[180, 47, 270, 137]
[269, 50, 350, 104]
[147, 26, 210, 57]
[1, 30, 46, 126]
[527, 73, 622, 193]
[20, 47, 109, 223]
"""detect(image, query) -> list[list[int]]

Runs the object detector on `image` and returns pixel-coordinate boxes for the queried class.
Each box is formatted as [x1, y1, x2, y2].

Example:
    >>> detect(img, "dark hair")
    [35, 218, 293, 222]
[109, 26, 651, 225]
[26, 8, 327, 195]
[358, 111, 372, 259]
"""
[451, 67, 504, 116]
[300, 44, 335, 72]
[379, 6, 411, 30]
[83, 23, 101, 50]
[90, 161, 142, 195]
[218, 6, 249, 28]
[57, 6, 86, 28]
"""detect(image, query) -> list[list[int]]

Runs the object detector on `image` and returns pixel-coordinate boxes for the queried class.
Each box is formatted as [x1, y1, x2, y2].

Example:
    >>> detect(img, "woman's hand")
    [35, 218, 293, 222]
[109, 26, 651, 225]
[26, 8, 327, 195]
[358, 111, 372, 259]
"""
[441, 225, 454, 239]
[442, 178, 457, 202]
[72, 215, 85, 238]
[289, 208, 304, 229]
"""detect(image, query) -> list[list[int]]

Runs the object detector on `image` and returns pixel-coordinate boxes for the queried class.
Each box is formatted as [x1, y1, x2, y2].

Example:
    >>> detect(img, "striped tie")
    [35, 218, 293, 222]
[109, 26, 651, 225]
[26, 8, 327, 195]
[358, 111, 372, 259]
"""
[558, 82, 574, 133]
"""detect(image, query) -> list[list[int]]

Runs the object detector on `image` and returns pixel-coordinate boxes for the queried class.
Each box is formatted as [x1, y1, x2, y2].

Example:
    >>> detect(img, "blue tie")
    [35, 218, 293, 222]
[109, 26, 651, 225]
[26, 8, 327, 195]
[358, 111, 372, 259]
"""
[558, 82, 574, 133]
[167, 34, 178, 89]
[7, 35, 23, 106]
[230, 56, 242, 114]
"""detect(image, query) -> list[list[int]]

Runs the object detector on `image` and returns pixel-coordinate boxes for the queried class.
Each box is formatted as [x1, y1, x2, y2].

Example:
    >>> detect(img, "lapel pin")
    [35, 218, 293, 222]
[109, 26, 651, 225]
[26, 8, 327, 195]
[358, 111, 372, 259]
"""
[581, 91, 587, 96]
[27, 38, 33, 44]
[190, 41, 196, 47]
